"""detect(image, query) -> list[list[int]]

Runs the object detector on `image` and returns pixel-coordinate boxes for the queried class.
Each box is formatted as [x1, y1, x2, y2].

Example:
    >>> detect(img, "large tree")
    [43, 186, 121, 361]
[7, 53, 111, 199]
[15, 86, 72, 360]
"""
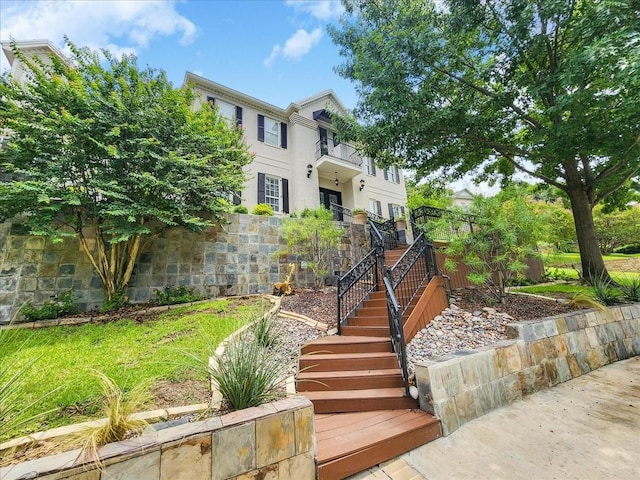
[329, 0, 640, 281]
[0, 39, 253, 304]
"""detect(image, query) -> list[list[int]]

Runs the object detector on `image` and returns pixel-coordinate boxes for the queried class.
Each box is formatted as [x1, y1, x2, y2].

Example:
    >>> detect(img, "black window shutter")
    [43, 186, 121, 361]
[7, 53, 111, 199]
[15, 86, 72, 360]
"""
[257, 115, 265, 142]
[282, 178, 289, 213]
[383, 168, 389, 181]
[376, 200, 382, 216]
[258, 173, 265, 203]
[388, 203, 394, 219]
[371, 161, 376, 177]
[281, 123, 288, 149]
[394, 166, 400, 184]
[233, 191, 241, 206]
[236, 106, 243, 127]
[206, 96, 215, 106]
[400, 206, 406, 217]
[333, 132, 340, 147]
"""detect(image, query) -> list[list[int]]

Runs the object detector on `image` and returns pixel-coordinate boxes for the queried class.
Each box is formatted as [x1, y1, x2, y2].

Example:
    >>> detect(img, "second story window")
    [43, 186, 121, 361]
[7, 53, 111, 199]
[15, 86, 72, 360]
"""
[384, 166, 400, 184]
[265, 117, 279, 146]
[364, 158, 376, 176]
[217, 99, 236, 123]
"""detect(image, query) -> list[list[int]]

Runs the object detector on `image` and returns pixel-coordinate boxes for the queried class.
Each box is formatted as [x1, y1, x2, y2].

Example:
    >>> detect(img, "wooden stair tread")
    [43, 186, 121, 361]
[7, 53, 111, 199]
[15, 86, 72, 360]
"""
[304, 335, 389, 344]
[299, 352, 395, 361]
[302, 386, 408, 400]
[316, 409, 439, 462]
[298, 368, 401, 379]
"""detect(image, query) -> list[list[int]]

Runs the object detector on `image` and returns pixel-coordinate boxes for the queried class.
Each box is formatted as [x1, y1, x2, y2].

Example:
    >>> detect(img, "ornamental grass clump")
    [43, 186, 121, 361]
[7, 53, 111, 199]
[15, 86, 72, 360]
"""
[78, 371, 148, 465]
[210, 332, 288, 411]
[590, 273, 621, 306]
[252, 312, 280, 348]
[617, 275, 640, 303]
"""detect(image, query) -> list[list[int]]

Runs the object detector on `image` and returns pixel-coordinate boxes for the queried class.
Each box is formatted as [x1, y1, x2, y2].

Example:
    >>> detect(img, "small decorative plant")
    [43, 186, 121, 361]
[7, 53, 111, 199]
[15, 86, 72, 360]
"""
[232, 205, 248, 214]
[21, 290, 79, 322]
[252, 203, 274, 216]
[153, 285, 204, 306]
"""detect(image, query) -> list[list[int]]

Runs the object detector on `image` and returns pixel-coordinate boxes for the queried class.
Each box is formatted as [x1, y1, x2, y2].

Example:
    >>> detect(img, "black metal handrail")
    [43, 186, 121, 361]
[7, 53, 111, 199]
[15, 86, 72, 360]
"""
[386, 231, 439, 316]
[330, 202, 352, 223]
[411, 205, 476, 242]
[337, 246, 382, 332]
[383, 276, 409, 396]
[369, 215, 398, 250]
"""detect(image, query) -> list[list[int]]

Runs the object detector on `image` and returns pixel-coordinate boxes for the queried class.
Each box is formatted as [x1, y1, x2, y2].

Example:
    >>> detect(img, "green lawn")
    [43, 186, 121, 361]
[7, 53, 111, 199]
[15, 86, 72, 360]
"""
[544, 251, 640, 267]
[0, 297, 268, 442]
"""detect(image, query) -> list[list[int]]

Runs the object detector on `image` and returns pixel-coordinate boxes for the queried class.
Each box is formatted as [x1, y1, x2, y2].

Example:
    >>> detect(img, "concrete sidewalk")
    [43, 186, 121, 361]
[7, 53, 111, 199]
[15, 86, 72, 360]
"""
[350, 356, 640, 480]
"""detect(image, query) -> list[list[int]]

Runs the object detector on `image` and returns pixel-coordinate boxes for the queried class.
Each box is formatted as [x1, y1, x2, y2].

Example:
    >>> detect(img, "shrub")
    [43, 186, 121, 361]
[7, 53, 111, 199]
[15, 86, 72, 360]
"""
[232, 205, 248, 214]
[153, 285, 204, 306]
[614, 244, 640, 254]
[252, 312, 280, 347]
[590, 274, 621, 306]
[617, 275, 640, 302]
[252, 203, 274, 216]
[21, 290, 79, 321]
[210, 332, 287, 411]
[99, 289, 128, 313]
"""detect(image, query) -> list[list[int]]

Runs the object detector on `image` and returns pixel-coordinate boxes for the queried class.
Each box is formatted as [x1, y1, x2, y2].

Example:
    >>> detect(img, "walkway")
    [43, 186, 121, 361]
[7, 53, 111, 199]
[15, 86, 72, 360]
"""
[349, 356, 640, 480]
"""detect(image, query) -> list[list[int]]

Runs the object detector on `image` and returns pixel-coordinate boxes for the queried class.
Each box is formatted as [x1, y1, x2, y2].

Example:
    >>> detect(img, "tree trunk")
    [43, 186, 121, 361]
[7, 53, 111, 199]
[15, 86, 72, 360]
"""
[566, 188, 610, 282]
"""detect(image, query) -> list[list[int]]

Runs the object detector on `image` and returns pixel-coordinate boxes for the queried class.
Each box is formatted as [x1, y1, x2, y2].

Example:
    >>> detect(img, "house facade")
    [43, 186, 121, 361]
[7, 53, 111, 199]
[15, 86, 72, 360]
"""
[185, 72, 407, 219]
[1, 40, 407, 219]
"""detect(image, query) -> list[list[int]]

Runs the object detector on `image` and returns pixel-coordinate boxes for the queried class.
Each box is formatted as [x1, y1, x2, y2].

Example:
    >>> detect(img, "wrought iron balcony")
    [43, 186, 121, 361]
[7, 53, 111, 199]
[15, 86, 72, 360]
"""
[315, 140, 363, 182]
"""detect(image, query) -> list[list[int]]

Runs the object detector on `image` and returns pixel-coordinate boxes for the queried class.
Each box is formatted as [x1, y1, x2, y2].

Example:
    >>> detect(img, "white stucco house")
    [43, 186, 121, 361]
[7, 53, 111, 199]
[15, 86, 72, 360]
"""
[2, 40, 407, 219]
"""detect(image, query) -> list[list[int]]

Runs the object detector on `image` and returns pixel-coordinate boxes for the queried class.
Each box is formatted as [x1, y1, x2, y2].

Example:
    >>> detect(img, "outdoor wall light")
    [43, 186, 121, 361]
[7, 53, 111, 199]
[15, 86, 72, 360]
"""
[334, 172, 339, 186]
[359, 179, 365, 191]
[306, 164, 313, 178]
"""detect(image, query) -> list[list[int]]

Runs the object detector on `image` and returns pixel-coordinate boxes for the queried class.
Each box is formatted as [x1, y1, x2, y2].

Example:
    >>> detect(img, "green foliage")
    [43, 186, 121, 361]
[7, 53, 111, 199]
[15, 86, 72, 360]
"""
[0, 38, 253, 302]
[617, 275, 640, 303]
[209, 332, 287, 411]
[0, 298, 263, 440]
[445, 194, 543, 302]
[280, 207, 344, 289]
[593, 205, 640, 255]
[0, 329, 59, 445]
[405, 175, 453, 210]
[252, 203, 274, 216]
[232, 205, 248, 214]
[153, 285, 204, 306]
[329, 0, 640, 282]
[252, 312, 280, 348]
[21, 290, 79, 322]
[543, 268, 579, 282]
[99, 289, 129, 313]
[589, 273, 621, 306]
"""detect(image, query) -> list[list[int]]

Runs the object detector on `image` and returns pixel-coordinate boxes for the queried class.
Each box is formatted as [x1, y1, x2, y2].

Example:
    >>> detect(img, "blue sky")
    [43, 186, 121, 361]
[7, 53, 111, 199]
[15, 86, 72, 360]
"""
[0, 0, 359, 109]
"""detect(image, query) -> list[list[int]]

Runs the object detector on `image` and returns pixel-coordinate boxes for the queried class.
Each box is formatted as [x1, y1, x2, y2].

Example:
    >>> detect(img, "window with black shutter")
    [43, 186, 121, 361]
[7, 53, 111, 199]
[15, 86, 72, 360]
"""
[258, 172, 265, 203]
[257, 114, 265, 142]
[376, 200, 382, 216]
[236, 106, 243, 128]
[281, 123, 287, 149]
[206, 96, 215, 107]
[282, 178, 289, 213]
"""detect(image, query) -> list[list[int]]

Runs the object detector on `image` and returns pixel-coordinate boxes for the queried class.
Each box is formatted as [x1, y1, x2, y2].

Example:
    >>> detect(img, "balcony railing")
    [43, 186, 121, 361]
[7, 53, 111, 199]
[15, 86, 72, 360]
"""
[315, 140, 362, 167]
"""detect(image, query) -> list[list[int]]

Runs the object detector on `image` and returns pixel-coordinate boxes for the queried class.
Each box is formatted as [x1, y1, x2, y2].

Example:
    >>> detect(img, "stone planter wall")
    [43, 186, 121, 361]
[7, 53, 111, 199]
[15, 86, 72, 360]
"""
[0, 214, 368, 323]
[415, 303, 640, 435]
[0, 397, 316, 480]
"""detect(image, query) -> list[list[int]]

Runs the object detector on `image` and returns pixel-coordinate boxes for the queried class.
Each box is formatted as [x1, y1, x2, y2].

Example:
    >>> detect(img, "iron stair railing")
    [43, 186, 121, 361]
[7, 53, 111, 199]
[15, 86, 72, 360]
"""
[382, 276, 409, 396]
[411, 205, 475, 242]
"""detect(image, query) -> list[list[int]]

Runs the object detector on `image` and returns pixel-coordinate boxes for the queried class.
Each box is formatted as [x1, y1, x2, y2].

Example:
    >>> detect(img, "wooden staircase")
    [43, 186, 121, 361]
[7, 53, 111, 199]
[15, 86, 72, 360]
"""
[296, 247, 442, 480]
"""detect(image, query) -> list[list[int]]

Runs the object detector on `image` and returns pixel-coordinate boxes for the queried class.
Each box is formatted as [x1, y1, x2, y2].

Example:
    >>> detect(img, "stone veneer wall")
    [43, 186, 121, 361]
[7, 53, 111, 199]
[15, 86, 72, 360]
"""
[0, 214, 368, 322]
[415, 303, 640, 435]
[0, 397, 316, 480]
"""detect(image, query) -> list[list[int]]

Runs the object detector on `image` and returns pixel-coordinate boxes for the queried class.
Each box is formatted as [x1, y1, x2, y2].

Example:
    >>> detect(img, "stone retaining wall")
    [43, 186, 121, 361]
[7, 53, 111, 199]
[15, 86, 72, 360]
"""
[415, 303, 640, 435]
[0, 397, 316, 480]
[0, 214, 368, 323]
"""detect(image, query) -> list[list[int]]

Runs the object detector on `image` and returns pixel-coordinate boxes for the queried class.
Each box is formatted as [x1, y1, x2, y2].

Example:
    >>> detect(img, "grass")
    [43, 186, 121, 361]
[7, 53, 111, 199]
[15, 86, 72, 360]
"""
[0, 297, 267, 443]
[513, 283, 588, 297]
[544, 251, 640, 267]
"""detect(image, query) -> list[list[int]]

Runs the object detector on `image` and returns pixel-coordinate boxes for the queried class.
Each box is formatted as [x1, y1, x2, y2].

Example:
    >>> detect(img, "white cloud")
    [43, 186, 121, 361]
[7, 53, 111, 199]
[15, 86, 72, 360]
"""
[0, 0, 196, 70]
[264, 27, 323, 67]
[285, 0, 345, 21]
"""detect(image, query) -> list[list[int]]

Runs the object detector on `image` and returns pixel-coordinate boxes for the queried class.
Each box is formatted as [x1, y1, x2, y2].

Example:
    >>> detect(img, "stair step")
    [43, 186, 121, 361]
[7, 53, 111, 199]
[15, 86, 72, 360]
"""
[303, 387, 417, 413]
[369, 291, 386, 299]
[300, 336, 391, 355]
[296, 369, 404, 391]
[299, 352, 398, 372]
[355, 306, 387, 317]
[340, 325, 390, 337]
[316, 410, 441, 480]
[347, 315, 388, 327]
[361, 298, 386, 308]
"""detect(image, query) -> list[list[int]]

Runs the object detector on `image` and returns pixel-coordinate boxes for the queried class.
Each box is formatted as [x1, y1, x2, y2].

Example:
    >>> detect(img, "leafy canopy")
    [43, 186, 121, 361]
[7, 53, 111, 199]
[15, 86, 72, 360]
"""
[329, 0, 640, 280]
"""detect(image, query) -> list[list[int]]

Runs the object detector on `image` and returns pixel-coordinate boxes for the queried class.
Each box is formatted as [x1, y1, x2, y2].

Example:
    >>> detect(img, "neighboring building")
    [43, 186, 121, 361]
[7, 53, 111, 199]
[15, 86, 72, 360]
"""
[451, 188, 475, 210]
[1, 39, 407, 220]
[185, 72, 407, 218]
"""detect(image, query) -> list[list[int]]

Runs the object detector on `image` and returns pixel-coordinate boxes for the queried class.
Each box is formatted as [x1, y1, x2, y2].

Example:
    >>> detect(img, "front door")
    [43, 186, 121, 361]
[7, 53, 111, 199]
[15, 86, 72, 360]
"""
[319, 188, 343, 221]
